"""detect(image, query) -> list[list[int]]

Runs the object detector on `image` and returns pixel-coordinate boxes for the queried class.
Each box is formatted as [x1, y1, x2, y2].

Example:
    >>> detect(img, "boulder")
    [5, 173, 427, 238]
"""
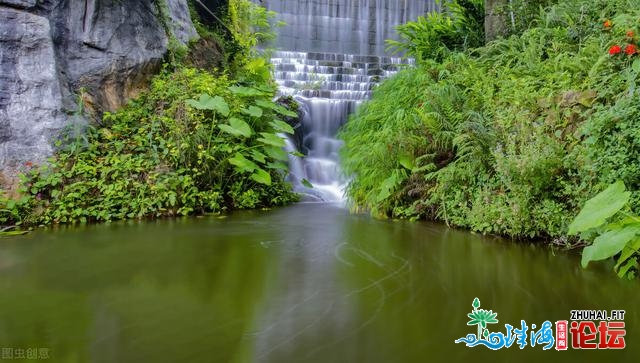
[0, 0, 199, 182]
[0, 7, 66, 168]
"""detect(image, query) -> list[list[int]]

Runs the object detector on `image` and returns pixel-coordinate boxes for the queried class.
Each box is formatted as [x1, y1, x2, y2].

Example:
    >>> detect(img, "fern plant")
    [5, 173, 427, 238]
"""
[386, 0, 484, 62]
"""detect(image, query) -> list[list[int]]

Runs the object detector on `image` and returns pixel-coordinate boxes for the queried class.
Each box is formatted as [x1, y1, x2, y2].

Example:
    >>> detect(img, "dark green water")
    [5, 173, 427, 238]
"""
[0, 203, 637, 362]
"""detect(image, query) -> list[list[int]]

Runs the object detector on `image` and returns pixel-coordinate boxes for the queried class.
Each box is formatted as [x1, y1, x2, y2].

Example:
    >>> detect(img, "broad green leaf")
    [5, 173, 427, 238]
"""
[568, 181, 631, 235]
[250, 150, 267, 163]
[228, 86, 266, 97]
[617, 257, 638, 279]
[301, 178, 313, 188]
[186, 94, 229, 116]
[376, 173, 398, 203]
[290, 151, 305, 157]
[266, 161, 289, 171]
[228, 153, 257, 173]
[269, 120, 295, 134]
[581, 227, 640, 268]
[242, 105, 263, 118]
[274, 104, 298, 117]
[258, 133, 286, 147]
[633, 58, 640, 74]
[398, 153, 414, 170]
[250, 169, 272, 185]
[616, 236, 640, 267]
[218, 117, 253, 138]
[263, 146, 289, 161]
[254, 99, 278, 110]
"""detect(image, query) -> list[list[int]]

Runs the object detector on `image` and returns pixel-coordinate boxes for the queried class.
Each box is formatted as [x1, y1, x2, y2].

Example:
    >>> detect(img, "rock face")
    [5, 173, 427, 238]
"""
[0, 0, 198, 177]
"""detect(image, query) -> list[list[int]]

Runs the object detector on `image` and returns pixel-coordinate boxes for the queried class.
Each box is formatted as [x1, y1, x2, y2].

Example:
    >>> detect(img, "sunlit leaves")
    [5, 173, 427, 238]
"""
[581, 227, 640, 268]
[219, 117, 253, 138]
[250, 169, 271, 185]
[228, 153, 258, 173]
[263, 146, 289, 161]
[241, 105, 263, 118]
[257, 133, 286, 147]
[228, 85, 268, 97]
[376, 173, 400, 203]
[568, 181, 631, 235]
[568, 181, 640, 278]
[269, 120, 295, 134]
[186, 94, 230, 116]
[255, 99, 298, 117]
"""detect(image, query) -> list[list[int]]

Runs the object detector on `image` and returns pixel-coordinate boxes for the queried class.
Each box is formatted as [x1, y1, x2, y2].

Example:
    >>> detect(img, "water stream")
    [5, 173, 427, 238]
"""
[273, 51, 412, 200]
[257, 0, 427, 200]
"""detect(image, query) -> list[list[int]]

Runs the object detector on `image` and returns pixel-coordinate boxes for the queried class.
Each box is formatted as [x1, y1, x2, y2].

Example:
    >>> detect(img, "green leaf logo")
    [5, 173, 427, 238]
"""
[466, 298, 498, 339]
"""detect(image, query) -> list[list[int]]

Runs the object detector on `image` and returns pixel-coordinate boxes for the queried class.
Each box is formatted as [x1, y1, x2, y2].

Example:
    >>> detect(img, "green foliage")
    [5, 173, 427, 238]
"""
[0, 0, 299, 229]
[0, 191, 30, 233]
[502, 0, 558, 36]
[155, 0, 189, 66]
[387, 0, 485, 62]
[340, 0, 640, 247]
[569, 181, 640, 279]
[226, 0, 280, 82]
[6, 66, 297, 226]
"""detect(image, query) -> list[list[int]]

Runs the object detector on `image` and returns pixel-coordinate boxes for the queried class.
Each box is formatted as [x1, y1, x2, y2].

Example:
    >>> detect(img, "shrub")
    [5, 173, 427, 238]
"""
[15, 67, 298, 225]
[340, 0, 640, 243]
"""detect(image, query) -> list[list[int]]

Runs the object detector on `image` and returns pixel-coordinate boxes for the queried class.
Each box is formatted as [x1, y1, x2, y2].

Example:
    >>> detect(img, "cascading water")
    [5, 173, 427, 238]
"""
[256, 1, 433, 201]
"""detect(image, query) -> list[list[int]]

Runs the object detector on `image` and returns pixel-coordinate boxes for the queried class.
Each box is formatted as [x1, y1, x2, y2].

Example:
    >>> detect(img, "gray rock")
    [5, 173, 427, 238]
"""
[167, 0, 199, 44]
[0, 0, 199, 179]
[0, 0, 36, 9]
[0, 7, 68, 168]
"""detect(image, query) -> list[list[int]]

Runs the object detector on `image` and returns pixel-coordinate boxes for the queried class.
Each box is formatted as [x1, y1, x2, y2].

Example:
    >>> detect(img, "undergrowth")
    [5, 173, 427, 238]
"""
[340, 0, 640, 242]
[0, 0, 299, 229]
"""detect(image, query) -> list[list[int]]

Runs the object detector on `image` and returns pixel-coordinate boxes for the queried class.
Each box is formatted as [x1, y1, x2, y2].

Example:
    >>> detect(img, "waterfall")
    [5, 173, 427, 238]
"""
[259, 0, 438, 56]
[258, 1, 430, 201]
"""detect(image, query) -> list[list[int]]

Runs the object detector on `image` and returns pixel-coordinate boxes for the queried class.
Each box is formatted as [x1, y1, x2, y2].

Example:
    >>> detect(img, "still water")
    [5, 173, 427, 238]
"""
[0, 203, 638, 362]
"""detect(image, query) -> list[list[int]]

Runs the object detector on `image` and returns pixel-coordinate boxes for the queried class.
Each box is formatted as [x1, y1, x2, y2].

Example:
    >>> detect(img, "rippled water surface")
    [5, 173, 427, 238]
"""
[0, 203, 638, 362]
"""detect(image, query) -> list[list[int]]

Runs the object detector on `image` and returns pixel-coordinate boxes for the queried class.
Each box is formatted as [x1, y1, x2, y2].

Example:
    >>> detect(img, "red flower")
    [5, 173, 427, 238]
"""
[604, 20, 612, 28]
[627, 30, 635, 38]
[24, 161, 33, 167]
[625, 44, 637, 55]
[609, 45, 622, 55]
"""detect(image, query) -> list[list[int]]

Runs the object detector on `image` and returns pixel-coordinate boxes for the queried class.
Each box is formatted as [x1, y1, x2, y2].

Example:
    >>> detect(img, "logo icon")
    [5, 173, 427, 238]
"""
[454, 298, 626, 350]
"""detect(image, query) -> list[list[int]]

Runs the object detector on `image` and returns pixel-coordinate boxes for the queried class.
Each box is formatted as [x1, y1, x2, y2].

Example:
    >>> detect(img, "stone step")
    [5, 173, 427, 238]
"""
[277, 87, 372, 100]
[274, 72, 375, 83]
[276, 80, 376, 92]
[271, 51, 413, 65]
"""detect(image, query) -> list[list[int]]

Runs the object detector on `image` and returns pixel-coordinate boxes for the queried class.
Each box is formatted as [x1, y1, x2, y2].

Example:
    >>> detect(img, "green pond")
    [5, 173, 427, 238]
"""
[0, 203, 637, 362]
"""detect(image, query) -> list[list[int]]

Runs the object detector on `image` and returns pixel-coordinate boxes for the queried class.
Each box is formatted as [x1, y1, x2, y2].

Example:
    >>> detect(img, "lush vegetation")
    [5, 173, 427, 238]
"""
[340, 0, 640, 276]
[569, 181, 640, 279]
[387, 0, 485, 61]
[0, 0, 298, 230]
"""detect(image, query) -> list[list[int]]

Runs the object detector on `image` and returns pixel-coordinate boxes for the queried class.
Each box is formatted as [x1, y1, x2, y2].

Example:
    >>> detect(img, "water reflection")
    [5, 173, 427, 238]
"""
[0, 204, 638, 362]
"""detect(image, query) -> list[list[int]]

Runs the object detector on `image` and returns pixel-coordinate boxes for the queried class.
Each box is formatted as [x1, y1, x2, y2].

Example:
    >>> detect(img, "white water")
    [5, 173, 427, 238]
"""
[257, 1, 429, 201]
[259, 0, 438, 56]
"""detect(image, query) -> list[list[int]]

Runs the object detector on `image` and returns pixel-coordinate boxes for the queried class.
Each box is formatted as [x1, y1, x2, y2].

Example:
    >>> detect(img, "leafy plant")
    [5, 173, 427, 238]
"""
[341, 0, 640, 252]
[386, 0, 485, 62]
[568, 181, 640, 279]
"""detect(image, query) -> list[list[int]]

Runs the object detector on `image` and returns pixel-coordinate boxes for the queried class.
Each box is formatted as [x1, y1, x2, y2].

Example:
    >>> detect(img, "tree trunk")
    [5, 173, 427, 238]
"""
[485, 0, 509, 42]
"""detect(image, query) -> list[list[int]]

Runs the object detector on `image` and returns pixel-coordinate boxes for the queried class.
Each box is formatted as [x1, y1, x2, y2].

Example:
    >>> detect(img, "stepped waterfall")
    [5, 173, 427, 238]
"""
[256, 0, 436, 201]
